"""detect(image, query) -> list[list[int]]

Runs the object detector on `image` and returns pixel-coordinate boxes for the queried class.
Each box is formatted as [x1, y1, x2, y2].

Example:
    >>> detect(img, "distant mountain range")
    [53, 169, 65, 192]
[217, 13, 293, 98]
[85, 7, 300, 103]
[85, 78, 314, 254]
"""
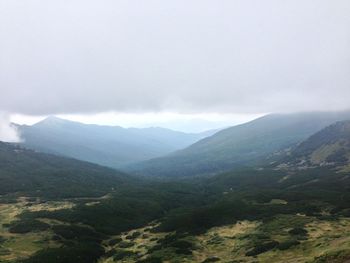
[127, 111, 350, 177]
[16, 116, 218, 168]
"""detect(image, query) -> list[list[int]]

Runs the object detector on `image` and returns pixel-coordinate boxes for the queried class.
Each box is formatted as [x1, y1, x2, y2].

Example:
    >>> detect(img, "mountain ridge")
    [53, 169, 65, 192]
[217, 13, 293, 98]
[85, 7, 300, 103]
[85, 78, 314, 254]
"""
[17, 116, 218, 168]
[0, 141, 132, 198]
[127, 111, 350, 177]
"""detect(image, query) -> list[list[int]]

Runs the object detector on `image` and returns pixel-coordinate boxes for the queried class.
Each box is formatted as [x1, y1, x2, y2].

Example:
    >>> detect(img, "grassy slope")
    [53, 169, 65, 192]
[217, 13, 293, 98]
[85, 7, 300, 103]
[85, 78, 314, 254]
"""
[2, 166, 349, 263]
[0, 199, 69, 262]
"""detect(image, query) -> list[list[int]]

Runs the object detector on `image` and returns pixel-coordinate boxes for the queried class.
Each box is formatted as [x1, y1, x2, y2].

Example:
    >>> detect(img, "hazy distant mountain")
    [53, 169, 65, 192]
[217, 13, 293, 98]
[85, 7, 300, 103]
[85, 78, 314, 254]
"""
[279, 120, 350, 170]
[0, 142, 131, 198]
[17, 116, 217, 168]
[128, 111, 350, 177]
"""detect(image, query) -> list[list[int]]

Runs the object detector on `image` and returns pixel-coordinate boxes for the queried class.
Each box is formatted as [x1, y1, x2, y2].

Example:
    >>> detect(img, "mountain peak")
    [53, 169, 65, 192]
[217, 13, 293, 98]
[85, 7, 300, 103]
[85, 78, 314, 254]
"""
[34, 116, 68, 127]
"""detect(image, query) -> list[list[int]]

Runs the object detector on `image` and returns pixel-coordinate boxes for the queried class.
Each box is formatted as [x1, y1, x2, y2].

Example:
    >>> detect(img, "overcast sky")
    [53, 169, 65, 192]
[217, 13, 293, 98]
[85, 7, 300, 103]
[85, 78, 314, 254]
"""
[1, 0, 350, 138]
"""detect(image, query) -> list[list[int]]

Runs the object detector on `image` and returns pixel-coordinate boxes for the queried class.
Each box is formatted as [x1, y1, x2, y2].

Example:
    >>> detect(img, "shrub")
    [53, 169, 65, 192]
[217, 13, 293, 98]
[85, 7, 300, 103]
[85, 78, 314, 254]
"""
[136, 256, 162, 263]
[113, 249, 136, 260]
[0, 236, 6, 244]
[202, 256, 221, 263]
[175, 248, 192, 255]
[52, 225, 103, 243]
[289, 227, 308, 236]
[277, 239, 300, 250]
[20, 243, 105, 263]
[131, 231, 141, 238]
[312, 249, 350, 263]
[246, 240, 279, 256]
[108, 237, 122, 246]
[104, 248, 116, 258]
[118, 241, 134, 248]
[8, 220, 50, 234]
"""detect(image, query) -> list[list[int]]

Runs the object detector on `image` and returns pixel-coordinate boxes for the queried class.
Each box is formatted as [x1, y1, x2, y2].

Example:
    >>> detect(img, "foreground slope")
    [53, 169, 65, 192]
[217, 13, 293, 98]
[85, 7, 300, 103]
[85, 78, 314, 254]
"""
[128, 111, 350, 177]
[18, 116, 216, 168]
[0, 141, 131, 198]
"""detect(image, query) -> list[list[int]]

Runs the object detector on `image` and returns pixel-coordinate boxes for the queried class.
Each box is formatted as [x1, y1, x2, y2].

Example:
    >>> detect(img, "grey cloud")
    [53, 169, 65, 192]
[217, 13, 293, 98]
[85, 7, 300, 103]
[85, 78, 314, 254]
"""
[0, 0, 349, 115]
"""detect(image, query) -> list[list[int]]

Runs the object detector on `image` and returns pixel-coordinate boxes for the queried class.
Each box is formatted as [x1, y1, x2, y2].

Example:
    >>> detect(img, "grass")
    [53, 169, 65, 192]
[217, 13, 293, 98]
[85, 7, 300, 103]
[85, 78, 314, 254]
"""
[251, 216, 350, 263]
[2, 196, 350, 262]
[99, 222, 168, 263]
[1, 202, 350, 263]
[193, 220, 259, 262]
[0, 198, 72, 262]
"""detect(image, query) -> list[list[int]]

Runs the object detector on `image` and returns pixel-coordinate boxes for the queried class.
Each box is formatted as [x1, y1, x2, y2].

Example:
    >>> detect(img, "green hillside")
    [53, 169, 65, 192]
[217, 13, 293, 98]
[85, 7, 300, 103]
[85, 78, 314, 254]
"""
[0, 142, 131, 198]
[128, 111, 350, 178]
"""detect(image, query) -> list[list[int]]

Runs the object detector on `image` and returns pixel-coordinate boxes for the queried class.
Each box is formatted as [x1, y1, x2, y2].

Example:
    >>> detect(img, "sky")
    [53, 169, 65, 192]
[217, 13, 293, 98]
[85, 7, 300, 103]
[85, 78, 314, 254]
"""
[1, 1, 350, 140]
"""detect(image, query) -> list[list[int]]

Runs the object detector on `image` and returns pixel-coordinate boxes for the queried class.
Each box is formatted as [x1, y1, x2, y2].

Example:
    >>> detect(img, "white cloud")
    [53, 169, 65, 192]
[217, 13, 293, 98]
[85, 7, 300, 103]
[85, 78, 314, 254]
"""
[0, 113, 21, 142]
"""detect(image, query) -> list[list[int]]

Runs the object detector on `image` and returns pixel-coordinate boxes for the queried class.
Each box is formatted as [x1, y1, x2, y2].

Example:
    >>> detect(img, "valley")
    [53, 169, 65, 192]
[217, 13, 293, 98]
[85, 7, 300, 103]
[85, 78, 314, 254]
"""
[1, 115, 350, 262]
[2, 1, 348, 261]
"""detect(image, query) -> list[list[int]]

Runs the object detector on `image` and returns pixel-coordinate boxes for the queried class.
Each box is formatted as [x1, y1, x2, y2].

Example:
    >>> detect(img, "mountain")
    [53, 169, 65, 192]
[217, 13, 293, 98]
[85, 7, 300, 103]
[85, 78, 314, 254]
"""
[128, 111, 350, 177]
[3, 118, 350, 263]
[17, 116, 217, 168]
[0, 141, 132, 198]
[279, 120, 350, 170]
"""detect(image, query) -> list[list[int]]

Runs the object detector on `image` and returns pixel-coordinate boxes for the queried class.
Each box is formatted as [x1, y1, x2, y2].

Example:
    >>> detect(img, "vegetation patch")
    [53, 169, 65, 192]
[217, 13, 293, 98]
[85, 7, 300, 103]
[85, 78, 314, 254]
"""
[311, 249, 350, 263]
[245, 240, 279, 256]
[8, 219, 50, 234]
[19, 243, 105, 263]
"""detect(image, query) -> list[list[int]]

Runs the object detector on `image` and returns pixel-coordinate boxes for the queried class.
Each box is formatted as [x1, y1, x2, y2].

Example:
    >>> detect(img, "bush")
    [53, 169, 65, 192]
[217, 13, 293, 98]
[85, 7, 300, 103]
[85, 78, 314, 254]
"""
[108, 237, 122, 246]
[312, 249, 350, 263]
[20, 243, 105, 263]
[118, 241, 134, 248]
[246, 240, 279, 256]
[131, 231, 142, 238]
[175, 248, 192, 255]
[104, 249, 116, 258]
[288, 227, 307, 236]
[277, 239, 300, 250]
[0, 236, 6, 244]
[113, 249, 136, 260]
[202, 257, 221, 263]
[171, 240, 195, 250]
[136, 256, 162, 263]
[52, 225, 103, 243]
[8, 220, 50, 234]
